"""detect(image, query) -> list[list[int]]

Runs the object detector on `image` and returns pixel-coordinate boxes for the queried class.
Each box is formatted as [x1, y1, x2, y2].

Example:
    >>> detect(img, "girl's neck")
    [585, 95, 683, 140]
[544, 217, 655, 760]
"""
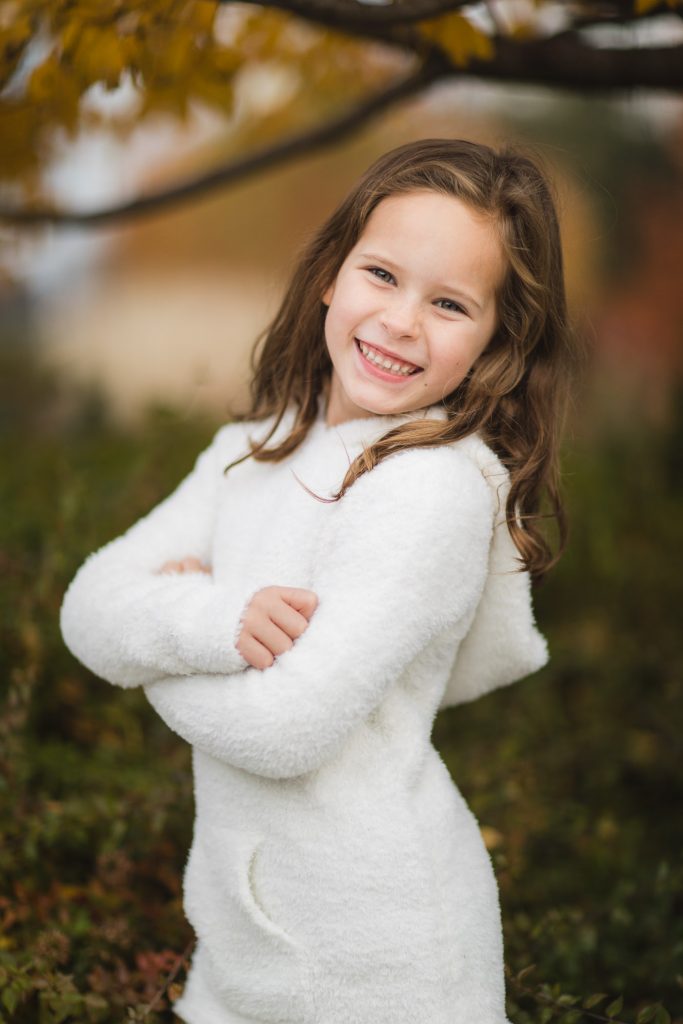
[319, 371, 448, 429]
[315, 390, 448, 432]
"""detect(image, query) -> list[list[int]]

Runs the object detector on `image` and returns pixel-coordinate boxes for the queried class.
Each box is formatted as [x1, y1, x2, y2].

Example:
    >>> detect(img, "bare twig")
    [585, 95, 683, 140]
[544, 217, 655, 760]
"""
[135, 938, 195, 1021]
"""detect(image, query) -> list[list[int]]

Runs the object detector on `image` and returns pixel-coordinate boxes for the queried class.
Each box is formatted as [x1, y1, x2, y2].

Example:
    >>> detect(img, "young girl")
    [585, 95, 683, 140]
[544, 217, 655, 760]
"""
[60, 137, 572, 1024]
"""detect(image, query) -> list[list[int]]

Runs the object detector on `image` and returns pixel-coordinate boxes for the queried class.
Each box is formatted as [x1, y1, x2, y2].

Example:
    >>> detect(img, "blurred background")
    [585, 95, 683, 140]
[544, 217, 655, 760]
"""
[1, 3, 682, 1022]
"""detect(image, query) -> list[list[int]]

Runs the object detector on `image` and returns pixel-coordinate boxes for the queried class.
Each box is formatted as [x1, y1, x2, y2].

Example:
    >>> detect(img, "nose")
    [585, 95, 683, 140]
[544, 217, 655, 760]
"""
[380, 295, 420, 340]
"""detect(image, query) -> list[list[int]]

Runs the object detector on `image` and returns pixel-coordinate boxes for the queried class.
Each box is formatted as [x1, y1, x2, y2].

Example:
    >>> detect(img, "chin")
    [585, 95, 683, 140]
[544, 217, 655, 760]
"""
[352, 394, 404, 417]
[365, 387, 424, 415]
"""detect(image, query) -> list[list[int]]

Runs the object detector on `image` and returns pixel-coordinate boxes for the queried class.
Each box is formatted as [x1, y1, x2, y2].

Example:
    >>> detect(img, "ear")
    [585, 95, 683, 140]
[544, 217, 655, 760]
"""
[322, 282, 334, 307]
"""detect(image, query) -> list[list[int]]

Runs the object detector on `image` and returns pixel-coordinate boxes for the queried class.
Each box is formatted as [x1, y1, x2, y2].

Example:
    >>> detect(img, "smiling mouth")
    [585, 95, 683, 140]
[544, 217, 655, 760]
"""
[355, 339, 423, 377]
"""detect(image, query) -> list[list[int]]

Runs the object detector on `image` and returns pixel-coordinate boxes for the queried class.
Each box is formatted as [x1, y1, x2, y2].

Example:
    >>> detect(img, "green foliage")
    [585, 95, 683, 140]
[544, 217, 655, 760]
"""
[432, 395, 683, 1017]
[1, 346, 681, 1020]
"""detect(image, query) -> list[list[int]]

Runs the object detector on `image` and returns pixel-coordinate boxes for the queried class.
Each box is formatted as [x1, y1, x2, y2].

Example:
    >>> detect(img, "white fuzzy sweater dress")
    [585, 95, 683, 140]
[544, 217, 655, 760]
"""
[60, 399, 548, 1024]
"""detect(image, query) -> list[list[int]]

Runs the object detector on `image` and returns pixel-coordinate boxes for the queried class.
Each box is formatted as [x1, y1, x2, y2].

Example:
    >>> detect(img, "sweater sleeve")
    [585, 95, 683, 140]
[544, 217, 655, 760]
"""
[60, 424, 251, 687]
[143, 446, 494, 778]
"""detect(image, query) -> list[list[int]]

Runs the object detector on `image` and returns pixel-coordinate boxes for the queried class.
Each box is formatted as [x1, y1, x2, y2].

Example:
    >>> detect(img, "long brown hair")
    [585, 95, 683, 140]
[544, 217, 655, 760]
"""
[226, 137, 577, 582]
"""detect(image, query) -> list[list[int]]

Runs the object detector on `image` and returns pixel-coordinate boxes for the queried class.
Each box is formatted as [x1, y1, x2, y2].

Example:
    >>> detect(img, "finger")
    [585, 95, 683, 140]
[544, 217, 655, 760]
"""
[180, 557, 211, 573]
[252, 617, 297, 658]
[278, 587, 319, 619]
[237, 634, 274, 670]
[157, 560, 182, 574]
[268, 600, 311, 641]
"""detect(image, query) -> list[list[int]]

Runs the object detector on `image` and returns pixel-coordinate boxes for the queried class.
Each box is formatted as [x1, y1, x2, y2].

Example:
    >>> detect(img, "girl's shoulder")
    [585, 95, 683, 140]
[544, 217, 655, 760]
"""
[368, 438, 498, 502]
[206, 410, 509, 525]
[447, 432, 511, 521]
[207, 411, 287, 463]
[324, 433, 502, 546]
[354, 426, 510, 521]
[348, 404, 511, 519]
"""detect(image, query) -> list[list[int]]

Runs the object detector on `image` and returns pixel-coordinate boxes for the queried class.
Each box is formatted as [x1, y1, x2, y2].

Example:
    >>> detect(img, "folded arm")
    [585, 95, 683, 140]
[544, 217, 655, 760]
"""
[144, 446, 494, 779]
[60, 424, 251, 687]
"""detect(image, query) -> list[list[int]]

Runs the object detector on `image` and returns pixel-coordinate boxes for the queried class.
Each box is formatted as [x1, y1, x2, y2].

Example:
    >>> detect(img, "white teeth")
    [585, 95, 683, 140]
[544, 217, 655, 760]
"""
[358, 341, 417, 376]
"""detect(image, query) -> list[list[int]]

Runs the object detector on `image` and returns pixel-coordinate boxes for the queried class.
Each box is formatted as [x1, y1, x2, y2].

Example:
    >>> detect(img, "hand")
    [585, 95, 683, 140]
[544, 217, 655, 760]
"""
[237, 586, 318, 670]
[156, 557, 212, 575]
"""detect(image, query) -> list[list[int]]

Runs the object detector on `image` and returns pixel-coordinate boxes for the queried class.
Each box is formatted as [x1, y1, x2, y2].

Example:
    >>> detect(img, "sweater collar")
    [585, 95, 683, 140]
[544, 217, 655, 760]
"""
[312, 394, 449, 448]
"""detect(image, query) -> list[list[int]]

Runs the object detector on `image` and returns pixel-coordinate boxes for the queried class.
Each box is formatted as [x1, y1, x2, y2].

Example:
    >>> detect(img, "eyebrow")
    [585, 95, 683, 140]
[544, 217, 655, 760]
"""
[357, 252, 483, 312]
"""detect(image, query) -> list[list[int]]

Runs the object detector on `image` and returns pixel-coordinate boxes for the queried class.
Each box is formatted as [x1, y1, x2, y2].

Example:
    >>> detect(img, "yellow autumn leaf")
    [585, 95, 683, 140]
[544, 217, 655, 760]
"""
[210, 47, 242, 77]
[509, 20, 538, 40]
[71, 0, 126, 22]
[139, 84, 190, 121]
[468, 20, 494, 61]
[0, 104, 34, 176]
[419, 13, 494, 68]
[184, 0, 217, 34]
[69, 25, 126, 88]
[60, 20, 83, 57]
[26, 53, 81, 130]
[0, 15, 34, 60]
[188, 72, 234, 113]
[144, 26, 197, 82]
[27, 54, 61, 103]
[118, 32, 139, 69]
[0, 15, 34, 88]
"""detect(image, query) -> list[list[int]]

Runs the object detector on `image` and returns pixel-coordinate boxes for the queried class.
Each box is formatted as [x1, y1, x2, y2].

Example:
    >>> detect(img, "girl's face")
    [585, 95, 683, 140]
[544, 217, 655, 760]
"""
[322, 189, 506, 426]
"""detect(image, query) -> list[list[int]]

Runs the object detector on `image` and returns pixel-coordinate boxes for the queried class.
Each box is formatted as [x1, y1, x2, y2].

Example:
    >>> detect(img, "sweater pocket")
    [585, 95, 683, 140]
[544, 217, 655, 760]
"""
[183, 826, 315, 1023]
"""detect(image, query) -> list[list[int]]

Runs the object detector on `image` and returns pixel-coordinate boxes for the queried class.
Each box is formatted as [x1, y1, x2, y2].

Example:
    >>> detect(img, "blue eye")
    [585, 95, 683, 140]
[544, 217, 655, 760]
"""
[436, 298, 467, 315]
[368, 267, 394, 283]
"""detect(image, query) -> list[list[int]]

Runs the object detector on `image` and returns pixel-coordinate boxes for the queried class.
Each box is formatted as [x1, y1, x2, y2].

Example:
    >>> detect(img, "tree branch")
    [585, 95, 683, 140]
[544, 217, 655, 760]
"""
[573, 0, 683, 28]
[216, 0, 682, 31]
[225, 0, 683, 90]
[219, 0, 476, 30]
[2, 15, 682, 229]
[466, 31, 683, 92]
[0, 55, 449, 228]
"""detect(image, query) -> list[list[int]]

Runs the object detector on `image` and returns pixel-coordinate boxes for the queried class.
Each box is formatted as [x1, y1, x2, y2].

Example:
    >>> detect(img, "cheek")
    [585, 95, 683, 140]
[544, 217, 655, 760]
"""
[429, 334, 483, 386]
[329, 287, 362, 330]
[323, 305, 348, 362]
[431, 338, 466, 373]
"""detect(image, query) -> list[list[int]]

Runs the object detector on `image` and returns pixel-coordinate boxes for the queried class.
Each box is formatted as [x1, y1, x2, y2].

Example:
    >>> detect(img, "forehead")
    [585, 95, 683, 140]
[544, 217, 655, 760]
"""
[354, 189, 506, 286]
